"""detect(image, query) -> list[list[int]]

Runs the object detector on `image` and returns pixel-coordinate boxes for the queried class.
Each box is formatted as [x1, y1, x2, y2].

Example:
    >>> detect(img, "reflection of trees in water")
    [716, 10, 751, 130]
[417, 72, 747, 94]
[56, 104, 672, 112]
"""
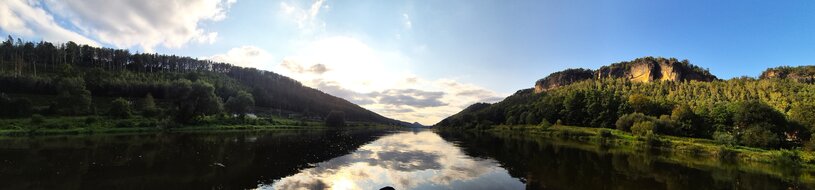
[437, 131, 802, 190]
[0, 130, 388, 190]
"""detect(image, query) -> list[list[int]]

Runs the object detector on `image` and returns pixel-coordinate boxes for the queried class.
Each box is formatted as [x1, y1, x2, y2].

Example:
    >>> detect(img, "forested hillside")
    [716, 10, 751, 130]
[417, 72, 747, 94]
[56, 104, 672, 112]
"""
[0, 36, 403, 126]
[437, 57, 815, 149]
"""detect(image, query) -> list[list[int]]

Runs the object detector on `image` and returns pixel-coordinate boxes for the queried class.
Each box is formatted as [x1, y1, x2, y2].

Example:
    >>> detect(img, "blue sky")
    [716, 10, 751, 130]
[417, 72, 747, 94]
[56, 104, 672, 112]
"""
[2, 0, 815, 124]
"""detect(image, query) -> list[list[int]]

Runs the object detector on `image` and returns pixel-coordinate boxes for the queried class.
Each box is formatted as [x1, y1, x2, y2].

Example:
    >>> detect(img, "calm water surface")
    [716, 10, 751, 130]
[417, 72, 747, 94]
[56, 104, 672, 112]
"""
[0, 129, 811, 189]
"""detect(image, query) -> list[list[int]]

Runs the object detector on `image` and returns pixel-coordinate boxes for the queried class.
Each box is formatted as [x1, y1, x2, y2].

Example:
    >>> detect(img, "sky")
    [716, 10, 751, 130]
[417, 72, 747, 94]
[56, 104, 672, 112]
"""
[2, 0, 815, 125]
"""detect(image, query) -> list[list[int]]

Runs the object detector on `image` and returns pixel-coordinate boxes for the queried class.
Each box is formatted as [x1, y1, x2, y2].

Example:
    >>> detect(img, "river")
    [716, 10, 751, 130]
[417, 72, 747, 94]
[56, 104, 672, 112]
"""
[0, 129, 810, 189]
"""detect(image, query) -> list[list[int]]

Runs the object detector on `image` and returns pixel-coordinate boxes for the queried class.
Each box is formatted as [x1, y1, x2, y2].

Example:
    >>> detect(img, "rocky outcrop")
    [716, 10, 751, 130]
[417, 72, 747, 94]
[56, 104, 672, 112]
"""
[760, 66, 815, 83]
[534, 69, 594, 93]
[534, 57, 719, 93]
[595, 57, 717, 83]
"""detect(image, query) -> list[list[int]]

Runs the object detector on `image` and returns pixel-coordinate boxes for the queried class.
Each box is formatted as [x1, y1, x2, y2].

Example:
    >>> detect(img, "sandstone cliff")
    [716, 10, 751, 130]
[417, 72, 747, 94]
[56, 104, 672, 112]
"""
[760, 66, 815, 83]
[534, 68, 594, 93]
[534, 57, 718, 93]
[595, 57, 717, 82]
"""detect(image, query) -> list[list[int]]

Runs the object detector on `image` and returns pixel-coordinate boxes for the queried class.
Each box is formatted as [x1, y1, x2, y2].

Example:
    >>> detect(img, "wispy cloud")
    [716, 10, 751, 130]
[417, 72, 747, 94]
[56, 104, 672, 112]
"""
[402, 13, 412, 30]
[202, 45, 275, 70]
[280, 60, 330, 75]
[279, 0, 327, 32]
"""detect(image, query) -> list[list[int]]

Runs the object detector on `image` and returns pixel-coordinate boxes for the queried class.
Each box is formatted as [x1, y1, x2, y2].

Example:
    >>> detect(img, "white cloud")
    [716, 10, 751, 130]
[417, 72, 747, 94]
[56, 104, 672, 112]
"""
[43, 0, 236, 52]
[0, 0, 98, 46]
[275, 36, 504, 125]
[203, 46, 274, 70]
[402, 13, 412, 30]
[279, 0, 326, 32]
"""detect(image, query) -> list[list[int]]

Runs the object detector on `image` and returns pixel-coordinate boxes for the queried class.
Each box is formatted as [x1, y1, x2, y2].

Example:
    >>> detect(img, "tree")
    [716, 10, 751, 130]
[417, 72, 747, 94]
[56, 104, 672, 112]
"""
[54, 77, 92, 115]
[225, 91, 254, 118]
[141, 93, 161, 117]
[171, 80, 223, 123]
[741, 124, 781, 149]
[561, 91, 586, 125]
[0, 93, 32, 117]
[325, 111, 346, 127]
[789, 104, 815, 129]
[627, 94, 671, 116]
[731, 101, 787, 148]
[109, 98, 132, 118]
[669, 105, 707, 137]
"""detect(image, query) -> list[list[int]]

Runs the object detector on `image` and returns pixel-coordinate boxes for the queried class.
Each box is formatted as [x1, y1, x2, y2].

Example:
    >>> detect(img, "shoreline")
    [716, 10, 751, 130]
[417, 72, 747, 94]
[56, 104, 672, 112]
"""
[0, 124, 403, 137]
[460, 125, 815, 184]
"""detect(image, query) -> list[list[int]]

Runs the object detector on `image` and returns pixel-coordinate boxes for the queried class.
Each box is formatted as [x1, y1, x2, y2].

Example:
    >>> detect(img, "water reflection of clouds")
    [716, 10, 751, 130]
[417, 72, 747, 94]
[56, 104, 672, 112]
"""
[263, 131, 522, 190]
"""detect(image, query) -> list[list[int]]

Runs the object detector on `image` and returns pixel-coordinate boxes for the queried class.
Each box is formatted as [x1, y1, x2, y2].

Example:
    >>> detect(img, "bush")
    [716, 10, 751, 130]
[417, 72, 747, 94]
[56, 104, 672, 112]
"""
[84, 116, 99, 125]
[109, 98, 132, 119]
[631, 121, 656, 137]
[740, 125, 781, 149]
[539, 119, 552, 129]
[717, 147, 738, 162]
[774, 149, 801, 166]
[599, 129, 613, 138]
[29, 114, 45, 125]
[713, 131, 736, 146]
[805, 137, 815, 151]
[325, 111, 346, 127]
[616, 113, 652, 132]
[141, 93, 162, 118]
[115, 121, 135, 128]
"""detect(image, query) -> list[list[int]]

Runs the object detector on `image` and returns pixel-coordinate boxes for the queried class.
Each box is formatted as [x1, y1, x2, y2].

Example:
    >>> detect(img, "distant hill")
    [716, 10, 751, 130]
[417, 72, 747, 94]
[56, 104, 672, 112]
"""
[0, 36, 409, 125]
[534, 57, 717, 93]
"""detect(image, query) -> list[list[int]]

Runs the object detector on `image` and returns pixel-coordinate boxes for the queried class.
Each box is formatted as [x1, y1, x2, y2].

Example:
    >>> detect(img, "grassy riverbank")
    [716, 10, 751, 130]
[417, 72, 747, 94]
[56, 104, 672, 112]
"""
[490, 125, 815, 182]
[0, 115, 402, 136]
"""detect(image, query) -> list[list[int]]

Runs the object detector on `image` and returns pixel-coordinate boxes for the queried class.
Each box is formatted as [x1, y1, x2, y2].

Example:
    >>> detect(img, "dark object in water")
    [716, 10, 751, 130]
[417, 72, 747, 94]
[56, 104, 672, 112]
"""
[380, 186, 395, 190]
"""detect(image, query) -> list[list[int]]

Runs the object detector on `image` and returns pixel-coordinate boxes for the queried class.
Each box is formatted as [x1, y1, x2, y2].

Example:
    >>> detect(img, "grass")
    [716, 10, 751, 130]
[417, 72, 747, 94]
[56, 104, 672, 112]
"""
[488, 124, 815, 182]
[0, 115, 402, 136]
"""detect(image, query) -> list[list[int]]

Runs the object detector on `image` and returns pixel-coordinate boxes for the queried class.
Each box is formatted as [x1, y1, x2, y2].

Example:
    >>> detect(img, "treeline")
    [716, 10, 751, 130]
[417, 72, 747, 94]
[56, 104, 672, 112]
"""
[437, 74, 815, 150]
[0, 36, 401, 125]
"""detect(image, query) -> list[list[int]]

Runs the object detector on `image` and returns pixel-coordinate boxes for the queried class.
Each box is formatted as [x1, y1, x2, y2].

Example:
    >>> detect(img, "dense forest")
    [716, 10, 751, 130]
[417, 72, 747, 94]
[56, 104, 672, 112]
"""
[437, 58, 815, 150]
[0, 36, 404, 126]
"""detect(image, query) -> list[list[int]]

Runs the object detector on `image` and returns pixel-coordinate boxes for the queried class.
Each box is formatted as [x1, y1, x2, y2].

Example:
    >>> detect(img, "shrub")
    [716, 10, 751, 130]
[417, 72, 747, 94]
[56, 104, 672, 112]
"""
[631, 121, 656, 137]
[774, 149, 801, 166]
[616, 113, 652, 132]
[115, 121, 135, 128]
[805, 137, 815, 151]
[325, 111, 346, 127]
[29, 114, 45, 125]
[599, 129, 613, 138]
[109, 98, 132, 119]
[84, 116, 98, 125]
[713, 131, 736, 146]
[717, 147, 738, 162]
[539, 119, 552, 129]
[740, 124, 781, 149]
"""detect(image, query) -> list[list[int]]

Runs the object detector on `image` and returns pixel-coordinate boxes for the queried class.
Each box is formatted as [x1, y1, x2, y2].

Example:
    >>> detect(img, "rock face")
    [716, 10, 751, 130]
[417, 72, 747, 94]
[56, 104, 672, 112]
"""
[596, 57, 717, 82]
[534, 57, 718, 93]
[760, 66, 815, 83]
[534, 69, 594, 93]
